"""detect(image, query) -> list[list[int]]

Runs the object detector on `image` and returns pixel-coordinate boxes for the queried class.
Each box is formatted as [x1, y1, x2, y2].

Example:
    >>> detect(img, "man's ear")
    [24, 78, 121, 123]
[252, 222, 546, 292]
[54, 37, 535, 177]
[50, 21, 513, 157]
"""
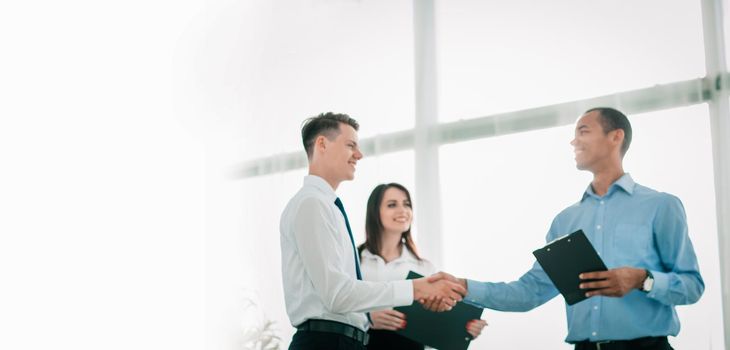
[611, 129, 625, 149]
[314, 135, 327, 154]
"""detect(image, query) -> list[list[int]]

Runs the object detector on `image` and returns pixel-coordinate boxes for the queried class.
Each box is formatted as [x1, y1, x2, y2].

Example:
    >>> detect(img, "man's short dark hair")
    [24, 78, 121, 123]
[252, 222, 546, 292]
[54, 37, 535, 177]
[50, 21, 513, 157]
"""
[301, 112, 359, 159]
[586, 107, 632, 156]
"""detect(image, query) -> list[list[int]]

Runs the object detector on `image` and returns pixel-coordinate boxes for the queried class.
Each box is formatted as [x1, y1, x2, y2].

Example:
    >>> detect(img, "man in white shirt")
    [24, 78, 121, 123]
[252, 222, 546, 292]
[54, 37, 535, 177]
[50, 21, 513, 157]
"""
[281, 112, 466, 350]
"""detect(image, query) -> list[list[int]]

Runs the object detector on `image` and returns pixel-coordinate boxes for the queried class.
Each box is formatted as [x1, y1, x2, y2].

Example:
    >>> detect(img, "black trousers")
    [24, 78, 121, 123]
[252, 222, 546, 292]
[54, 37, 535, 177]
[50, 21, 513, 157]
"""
[289, 330, 366, 350]
[574, 336, 673, 350]
[366, 329, 423, 350]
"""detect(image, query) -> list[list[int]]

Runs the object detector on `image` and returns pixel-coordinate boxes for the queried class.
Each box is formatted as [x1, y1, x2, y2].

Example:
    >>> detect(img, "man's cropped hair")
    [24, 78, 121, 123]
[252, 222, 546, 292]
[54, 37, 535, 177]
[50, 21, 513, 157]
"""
[586, 107, 632, 156]
[301, 112, 359, 159]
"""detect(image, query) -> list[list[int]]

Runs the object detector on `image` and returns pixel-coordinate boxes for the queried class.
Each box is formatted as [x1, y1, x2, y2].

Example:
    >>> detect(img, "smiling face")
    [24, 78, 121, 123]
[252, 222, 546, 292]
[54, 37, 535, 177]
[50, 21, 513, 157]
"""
[570, 111, 622, 172]
[379, 187, 413, 236]
[314, 122, 363, 188]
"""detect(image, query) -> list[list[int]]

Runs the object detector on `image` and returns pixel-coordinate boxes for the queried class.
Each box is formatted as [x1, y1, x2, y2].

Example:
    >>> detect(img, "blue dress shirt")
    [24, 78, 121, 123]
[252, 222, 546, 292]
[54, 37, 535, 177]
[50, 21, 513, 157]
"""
[465, 174, 704, 343]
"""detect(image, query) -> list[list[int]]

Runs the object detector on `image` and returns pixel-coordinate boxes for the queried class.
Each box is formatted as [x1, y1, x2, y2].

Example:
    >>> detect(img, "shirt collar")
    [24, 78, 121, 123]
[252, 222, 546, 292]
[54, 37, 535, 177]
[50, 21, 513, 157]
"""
[303, 175, 338, 202]
[360, 248, 380, 261]
[361, 244, 420, 264]
[400, 246, 420, 263]
[582, 173, 636, 201]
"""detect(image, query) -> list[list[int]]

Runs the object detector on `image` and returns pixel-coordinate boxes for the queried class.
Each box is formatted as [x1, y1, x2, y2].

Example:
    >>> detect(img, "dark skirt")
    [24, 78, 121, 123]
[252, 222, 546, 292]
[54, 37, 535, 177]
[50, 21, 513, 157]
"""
[366, 329, 424, 350]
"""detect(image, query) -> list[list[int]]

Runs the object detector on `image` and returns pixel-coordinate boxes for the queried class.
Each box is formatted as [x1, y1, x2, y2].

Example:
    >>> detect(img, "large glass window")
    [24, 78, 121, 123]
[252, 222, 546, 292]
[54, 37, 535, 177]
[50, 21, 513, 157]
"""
[440, 105, 722, 349]
[225, 2, 726, 349]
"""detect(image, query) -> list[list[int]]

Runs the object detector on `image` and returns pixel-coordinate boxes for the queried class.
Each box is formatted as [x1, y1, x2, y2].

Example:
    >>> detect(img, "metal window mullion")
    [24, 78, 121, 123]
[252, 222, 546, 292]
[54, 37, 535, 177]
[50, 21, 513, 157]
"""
[413, 0, 443, 267]
[701, 0, 730, 347]
[236, 78, 711, 179]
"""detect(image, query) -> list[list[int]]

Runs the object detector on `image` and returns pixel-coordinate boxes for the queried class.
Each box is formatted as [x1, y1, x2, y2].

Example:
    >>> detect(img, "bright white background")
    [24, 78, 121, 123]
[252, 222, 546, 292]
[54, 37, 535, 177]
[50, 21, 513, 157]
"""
[437, 0, 706, 120]
[0, 1, 725, 349]
[0, 1, 208, 349]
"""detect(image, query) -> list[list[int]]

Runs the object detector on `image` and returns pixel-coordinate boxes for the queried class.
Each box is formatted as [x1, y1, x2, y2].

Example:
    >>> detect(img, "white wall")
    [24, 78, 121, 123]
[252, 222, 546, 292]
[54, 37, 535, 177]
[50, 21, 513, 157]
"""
[1, 1, 206, 349]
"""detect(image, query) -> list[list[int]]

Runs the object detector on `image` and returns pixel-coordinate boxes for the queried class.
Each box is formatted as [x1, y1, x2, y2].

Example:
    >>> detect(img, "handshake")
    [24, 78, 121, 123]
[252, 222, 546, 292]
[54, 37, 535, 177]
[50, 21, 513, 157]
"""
[412, 272, 467, 312]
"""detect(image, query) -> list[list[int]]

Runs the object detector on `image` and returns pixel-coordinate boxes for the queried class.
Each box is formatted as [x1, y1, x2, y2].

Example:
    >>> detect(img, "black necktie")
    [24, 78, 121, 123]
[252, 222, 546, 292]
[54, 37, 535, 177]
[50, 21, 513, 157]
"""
[334, 197, 363, 279]
[334, 197, 372, 324]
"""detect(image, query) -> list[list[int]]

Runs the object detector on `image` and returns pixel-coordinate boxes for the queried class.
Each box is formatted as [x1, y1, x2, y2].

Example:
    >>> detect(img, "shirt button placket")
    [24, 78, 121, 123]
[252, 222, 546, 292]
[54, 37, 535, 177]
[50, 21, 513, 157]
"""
[589, 297, 601, 339]
[590, 197, 605, 340]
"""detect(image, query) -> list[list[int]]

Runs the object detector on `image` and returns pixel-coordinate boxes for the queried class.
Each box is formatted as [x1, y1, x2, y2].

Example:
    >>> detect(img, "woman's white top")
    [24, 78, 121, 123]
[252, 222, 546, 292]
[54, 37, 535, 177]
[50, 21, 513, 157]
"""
[360, 246, 436, 283]
[360, 246, 443, 349]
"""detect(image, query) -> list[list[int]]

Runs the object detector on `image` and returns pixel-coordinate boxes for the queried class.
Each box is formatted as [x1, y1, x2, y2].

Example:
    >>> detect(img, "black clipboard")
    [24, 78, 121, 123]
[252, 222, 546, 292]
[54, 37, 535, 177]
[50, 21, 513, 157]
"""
[532, 229, 608, 305]
[393, 271, 483, 350]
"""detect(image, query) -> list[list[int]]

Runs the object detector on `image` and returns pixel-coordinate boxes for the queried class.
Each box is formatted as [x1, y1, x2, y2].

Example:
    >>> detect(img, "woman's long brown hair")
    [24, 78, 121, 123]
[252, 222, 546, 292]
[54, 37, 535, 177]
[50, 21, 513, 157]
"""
[357, 183, 422, 261]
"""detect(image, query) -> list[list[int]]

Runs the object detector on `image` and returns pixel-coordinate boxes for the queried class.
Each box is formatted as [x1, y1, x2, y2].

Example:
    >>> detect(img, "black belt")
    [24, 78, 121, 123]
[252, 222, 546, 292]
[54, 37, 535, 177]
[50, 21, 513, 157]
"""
[296, 319, 369, 346]
[574, 336, 669, 350]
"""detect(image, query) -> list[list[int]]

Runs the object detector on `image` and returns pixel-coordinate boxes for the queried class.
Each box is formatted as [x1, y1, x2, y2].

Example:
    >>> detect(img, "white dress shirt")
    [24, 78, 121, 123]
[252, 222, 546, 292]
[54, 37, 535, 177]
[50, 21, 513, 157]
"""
[280, 175, 414, 331]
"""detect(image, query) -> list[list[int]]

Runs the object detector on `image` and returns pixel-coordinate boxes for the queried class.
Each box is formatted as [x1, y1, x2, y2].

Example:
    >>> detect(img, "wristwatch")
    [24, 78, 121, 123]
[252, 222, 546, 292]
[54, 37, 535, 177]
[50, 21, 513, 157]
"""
[641, 269, 654, 292]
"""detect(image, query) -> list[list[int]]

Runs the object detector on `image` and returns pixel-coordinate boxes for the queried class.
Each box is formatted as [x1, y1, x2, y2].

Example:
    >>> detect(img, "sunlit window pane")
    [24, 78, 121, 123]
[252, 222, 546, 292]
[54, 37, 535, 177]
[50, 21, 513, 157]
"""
[436, 0, 705, 121]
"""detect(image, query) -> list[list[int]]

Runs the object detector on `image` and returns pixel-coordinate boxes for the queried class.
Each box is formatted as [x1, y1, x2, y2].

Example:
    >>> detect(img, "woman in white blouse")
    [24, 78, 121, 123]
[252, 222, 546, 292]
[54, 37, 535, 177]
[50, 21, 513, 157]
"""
[358, 183, 487, 350]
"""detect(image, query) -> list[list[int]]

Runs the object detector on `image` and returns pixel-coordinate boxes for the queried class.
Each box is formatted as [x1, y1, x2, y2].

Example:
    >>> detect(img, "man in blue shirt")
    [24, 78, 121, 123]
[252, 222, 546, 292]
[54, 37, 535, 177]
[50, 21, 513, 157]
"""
[433, 107, 704, 349]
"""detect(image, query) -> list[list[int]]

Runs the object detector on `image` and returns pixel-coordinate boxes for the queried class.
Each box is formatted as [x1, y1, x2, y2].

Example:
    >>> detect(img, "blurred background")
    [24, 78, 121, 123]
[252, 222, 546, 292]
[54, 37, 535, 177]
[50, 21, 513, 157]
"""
[1, 0, 728, 349]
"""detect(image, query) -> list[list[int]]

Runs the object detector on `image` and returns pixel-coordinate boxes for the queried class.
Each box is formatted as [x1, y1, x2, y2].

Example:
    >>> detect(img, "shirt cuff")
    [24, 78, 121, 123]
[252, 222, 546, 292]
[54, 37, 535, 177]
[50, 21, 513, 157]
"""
[392, 279, 414, 307]
[646, 269, 668, 300]
[465, 279, 486, 306]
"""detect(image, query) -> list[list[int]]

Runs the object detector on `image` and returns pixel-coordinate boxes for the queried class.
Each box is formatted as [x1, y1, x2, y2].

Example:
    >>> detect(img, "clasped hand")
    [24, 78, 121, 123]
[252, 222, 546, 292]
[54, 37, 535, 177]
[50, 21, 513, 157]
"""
[413, 271, 468, 312]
